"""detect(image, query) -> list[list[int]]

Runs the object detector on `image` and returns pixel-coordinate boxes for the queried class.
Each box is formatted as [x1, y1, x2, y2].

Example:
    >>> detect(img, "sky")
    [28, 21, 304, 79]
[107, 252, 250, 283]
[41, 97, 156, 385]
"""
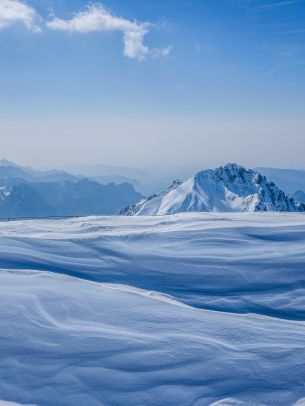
[0, 0, 305, 171]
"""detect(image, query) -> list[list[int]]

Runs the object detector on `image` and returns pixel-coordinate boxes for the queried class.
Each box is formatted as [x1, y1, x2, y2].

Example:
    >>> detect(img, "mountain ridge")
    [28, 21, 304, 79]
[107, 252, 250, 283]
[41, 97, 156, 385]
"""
[256, 167, 305, 194]
[0, 159, 142, 218]
[121, 163, 305, 215]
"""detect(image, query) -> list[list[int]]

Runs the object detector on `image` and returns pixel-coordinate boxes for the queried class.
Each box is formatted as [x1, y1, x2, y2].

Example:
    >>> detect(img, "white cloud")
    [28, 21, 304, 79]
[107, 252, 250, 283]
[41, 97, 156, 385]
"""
[47, 3, 171, 60]
[123, 29, 149, 59]
[0, 0, 40, 31]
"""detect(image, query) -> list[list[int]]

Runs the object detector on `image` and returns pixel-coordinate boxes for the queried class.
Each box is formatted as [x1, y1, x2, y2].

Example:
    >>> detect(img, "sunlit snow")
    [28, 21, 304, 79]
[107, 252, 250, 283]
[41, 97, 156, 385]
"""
[1, 213, 305, 405]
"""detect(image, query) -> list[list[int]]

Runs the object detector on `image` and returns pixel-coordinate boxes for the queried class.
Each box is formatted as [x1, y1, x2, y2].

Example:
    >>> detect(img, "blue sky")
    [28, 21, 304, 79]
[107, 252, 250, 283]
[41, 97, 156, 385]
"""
[0, 0, 305, 170]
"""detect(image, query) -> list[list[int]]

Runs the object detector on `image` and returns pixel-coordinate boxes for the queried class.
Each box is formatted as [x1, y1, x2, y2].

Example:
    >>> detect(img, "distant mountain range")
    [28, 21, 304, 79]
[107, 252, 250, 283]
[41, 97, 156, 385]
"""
[1, 159, 305, 219]
[121, 164, 305, 215]
[0, 159, 142, 218]
[63, 163, 196, 196]
[0, 159, 77, 184]
[64, 163, 305, 197]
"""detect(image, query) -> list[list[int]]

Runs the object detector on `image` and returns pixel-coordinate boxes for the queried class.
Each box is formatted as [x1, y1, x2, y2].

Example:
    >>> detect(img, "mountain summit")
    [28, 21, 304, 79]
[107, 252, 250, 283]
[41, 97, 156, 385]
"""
[121, 163, 305, 215]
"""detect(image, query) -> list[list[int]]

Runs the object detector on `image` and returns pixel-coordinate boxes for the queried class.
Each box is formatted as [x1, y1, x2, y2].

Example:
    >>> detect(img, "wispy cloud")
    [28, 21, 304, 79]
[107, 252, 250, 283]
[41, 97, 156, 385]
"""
[264, 28, 305, 34]
[47, 3, 171, 60]
[259, 0, 300, 9]
[243, 27, 305, 36]
[0, 0, 40, 31]
[236, 0, 302, 11]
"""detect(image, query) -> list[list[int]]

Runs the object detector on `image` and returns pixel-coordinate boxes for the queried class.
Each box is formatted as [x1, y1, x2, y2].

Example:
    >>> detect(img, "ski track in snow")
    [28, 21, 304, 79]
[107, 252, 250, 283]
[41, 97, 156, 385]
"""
[1, 212, 305, 405]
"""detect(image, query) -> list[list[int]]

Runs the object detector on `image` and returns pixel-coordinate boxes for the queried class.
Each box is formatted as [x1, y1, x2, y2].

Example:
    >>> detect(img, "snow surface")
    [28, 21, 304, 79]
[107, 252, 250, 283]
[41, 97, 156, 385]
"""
[121, 164, 303, 215]
[1, 213, 305, 405]
[0, 402, 35, 406]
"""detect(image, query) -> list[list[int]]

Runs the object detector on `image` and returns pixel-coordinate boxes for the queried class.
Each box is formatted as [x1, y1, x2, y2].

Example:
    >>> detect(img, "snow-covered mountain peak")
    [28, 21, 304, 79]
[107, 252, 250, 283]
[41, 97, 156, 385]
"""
[121, 163, 305, 215]
[0, 159, 18, 167]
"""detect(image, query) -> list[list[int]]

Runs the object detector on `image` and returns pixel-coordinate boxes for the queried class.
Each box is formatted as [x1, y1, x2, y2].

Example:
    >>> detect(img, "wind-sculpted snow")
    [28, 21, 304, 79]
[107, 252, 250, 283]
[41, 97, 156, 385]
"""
[1, 269, 305, 406]
[1, 213, 305, 405]
[1, 213, 305, 319]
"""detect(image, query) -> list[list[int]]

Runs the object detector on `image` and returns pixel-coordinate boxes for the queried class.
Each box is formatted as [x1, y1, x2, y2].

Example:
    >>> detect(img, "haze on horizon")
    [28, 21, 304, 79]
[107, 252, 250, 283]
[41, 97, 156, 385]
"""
[1, 0, 305, 171]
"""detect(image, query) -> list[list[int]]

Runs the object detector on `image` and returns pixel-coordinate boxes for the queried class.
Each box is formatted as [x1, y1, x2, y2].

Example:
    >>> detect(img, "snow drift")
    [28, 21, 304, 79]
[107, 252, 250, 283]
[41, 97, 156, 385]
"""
[2, 269, 305, 406]
[1, 213, 305, 405]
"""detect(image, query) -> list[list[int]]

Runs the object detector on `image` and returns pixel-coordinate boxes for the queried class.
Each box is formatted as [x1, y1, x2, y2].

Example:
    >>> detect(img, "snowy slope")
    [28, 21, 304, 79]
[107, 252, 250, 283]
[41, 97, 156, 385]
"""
[121, 164, 304, 215]
[2, 269, 305, 406]
[1, 213, 305, 405]
[1, 213, 305, 319]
